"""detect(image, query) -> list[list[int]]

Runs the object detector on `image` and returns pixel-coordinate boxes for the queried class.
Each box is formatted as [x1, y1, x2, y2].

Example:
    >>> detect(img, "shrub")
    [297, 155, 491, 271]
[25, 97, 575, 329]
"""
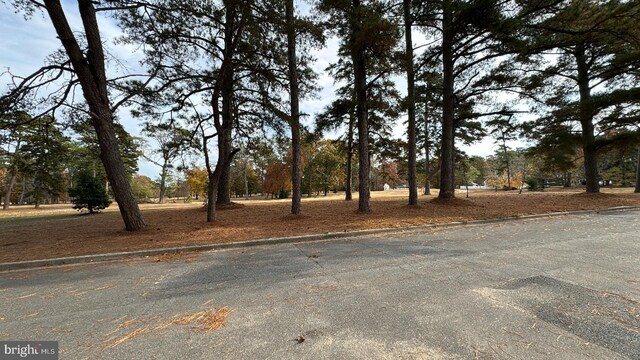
[525, 177, 544, 191]
[68, 171, 112, 213]
[278, 189, 289, 199]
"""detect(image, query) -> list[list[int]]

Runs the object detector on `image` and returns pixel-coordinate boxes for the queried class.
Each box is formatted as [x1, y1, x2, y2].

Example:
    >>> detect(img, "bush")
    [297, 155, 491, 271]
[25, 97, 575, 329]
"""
[68, 171, 112, 213]
[278, 189, 289, 199]
[525, 177, 544, 191]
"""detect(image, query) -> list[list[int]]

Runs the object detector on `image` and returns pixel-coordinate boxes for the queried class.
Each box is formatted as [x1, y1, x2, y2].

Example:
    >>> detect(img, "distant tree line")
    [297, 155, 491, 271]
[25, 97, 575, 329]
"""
[1, 0, 639, 230]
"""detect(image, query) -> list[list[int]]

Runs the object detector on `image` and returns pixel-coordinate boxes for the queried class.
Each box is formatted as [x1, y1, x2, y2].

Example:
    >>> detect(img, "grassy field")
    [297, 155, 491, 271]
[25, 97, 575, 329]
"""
[1, 188, 639, 262]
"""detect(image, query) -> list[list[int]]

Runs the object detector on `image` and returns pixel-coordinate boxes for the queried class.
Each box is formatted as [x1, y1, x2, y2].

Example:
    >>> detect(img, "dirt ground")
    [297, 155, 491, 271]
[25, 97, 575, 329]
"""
[1, 188, 639, 263]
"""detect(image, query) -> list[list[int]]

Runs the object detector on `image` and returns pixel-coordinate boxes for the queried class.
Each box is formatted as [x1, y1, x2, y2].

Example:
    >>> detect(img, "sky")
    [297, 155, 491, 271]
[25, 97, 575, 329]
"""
[0, 1, 522, 179]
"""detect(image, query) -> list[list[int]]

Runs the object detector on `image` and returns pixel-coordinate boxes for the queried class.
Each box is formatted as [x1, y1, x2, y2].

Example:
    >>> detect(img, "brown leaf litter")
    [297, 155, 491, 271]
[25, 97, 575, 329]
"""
[1, 189, 639, 263]
[152, 251, 200, 263]
[104, 307, 232, 348]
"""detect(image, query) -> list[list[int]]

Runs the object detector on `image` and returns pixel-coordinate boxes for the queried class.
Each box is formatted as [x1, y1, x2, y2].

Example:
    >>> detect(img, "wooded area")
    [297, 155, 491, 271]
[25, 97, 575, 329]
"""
[1, 0, 640, 231]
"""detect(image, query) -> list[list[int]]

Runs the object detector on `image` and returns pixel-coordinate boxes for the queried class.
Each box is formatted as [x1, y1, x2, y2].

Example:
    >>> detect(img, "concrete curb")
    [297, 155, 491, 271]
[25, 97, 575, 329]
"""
[1, 205, 638, 272]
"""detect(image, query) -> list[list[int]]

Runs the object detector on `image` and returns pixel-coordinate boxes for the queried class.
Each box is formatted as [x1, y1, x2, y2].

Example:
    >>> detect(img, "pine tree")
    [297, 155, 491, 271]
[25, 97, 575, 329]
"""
[516, 0, 640, 193]
[69, 171, 112, 214]
[3, 0, 147, 230]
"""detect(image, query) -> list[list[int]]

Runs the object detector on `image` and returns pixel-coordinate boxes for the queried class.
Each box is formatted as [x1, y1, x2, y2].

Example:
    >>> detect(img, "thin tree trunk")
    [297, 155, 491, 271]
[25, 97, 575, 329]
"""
[501, 135, 511, 190]
[439, 0, 456, 199]
[575, 42, 599, 193]
[243, 160, 249, 200]
[464, 173, 469, 198]
[404, 0, 418, 206]
[44, 0, 145, 230]
[2, 173, 17, 210]
[424, 107, 431, 195]
[33, 180, 41, 209]
[635, 146, 640, 193]
[286, 0, 302, 215]
[19, 177, 26, 205]
[352, 0, 370, 212]
[159, 162, 168, 204]
[3, 136, 21, 210]
[345, 111, 354, 201]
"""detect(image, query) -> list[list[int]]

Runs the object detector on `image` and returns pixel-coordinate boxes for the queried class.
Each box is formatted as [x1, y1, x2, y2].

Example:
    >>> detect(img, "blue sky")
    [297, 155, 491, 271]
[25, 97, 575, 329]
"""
[0, 1, 509, 180]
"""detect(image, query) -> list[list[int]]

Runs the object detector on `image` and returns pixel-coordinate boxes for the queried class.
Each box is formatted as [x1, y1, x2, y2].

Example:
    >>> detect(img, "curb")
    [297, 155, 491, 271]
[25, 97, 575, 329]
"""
[1, 205, 638, 272]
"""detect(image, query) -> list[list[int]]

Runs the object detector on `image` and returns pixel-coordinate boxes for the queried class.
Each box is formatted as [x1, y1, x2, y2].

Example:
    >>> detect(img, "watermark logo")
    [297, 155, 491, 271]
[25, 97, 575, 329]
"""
[1, 341, 58, 360]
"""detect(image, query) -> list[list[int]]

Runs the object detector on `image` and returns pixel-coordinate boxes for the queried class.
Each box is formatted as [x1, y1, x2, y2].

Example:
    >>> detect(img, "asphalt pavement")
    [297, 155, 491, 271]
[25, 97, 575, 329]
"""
[1, 210, 639, 359]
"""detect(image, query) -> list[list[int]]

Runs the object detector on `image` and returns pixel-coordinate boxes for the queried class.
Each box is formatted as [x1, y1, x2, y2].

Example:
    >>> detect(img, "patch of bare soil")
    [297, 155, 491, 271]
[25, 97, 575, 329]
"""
[1, 189, 639, 262]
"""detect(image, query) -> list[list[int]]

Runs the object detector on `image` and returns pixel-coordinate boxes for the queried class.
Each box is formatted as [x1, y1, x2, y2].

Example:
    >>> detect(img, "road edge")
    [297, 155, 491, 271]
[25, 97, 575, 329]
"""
[1, 205, 638, 272]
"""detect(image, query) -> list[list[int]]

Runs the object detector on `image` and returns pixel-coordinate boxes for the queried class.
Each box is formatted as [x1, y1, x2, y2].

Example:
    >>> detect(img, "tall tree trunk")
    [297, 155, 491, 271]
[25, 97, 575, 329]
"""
[424, 152, 431, 196]
[208, 0, 242, 219]
[158, 162, 168, 204]
[216, 165, 231, 204]
[635, 146, 640, 193]
[2, 173, 17, 210]
[33, 180, 41, 209]
[404, 0, 418, 206]
[204, 122, 230, 222]
[575, 42, 600, 193]
[3, 138, 20, 210]
[502, 136, 511, 190]
[94, 117, 146, 230]
[424, 104, 431, 195]
[215, 0, 239, 206]
[44, 0, 145, 230]
[352, 0, 370, 212]
[216, 98, 236, 206]
[243, 160, 249, 199]
[216, 133, 232, 205]
[206, 174, 219, 222]
[286, 0, 302, 215]
[345, 111, 354, 201]
[18, 177, 26, 205]
[439, 0, 456, 199]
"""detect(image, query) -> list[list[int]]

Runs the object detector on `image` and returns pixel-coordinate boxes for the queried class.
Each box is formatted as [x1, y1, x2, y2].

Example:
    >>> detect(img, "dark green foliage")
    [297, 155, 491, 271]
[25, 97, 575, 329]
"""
[525, 177, 544, 192]
[278, 189, 290, 199]
[68, 172, 112, 214]
[511, 0, 640, 192]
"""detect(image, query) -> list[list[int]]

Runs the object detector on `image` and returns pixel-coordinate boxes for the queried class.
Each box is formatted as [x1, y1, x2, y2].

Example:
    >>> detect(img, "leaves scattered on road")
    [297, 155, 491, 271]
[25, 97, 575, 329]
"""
[103, 307, 232, 348]
[173, 307, 232, 331]
[152, 251, 200, 263]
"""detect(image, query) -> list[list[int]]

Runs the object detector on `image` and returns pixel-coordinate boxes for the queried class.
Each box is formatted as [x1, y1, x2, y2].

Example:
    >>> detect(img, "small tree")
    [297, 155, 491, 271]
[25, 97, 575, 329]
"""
[68, 172, 111, 214]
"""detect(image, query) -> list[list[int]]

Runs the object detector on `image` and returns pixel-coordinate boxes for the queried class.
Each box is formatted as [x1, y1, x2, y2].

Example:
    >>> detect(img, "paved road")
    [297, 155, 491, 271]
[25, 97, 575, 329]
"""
[1, 211, 639, 359]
